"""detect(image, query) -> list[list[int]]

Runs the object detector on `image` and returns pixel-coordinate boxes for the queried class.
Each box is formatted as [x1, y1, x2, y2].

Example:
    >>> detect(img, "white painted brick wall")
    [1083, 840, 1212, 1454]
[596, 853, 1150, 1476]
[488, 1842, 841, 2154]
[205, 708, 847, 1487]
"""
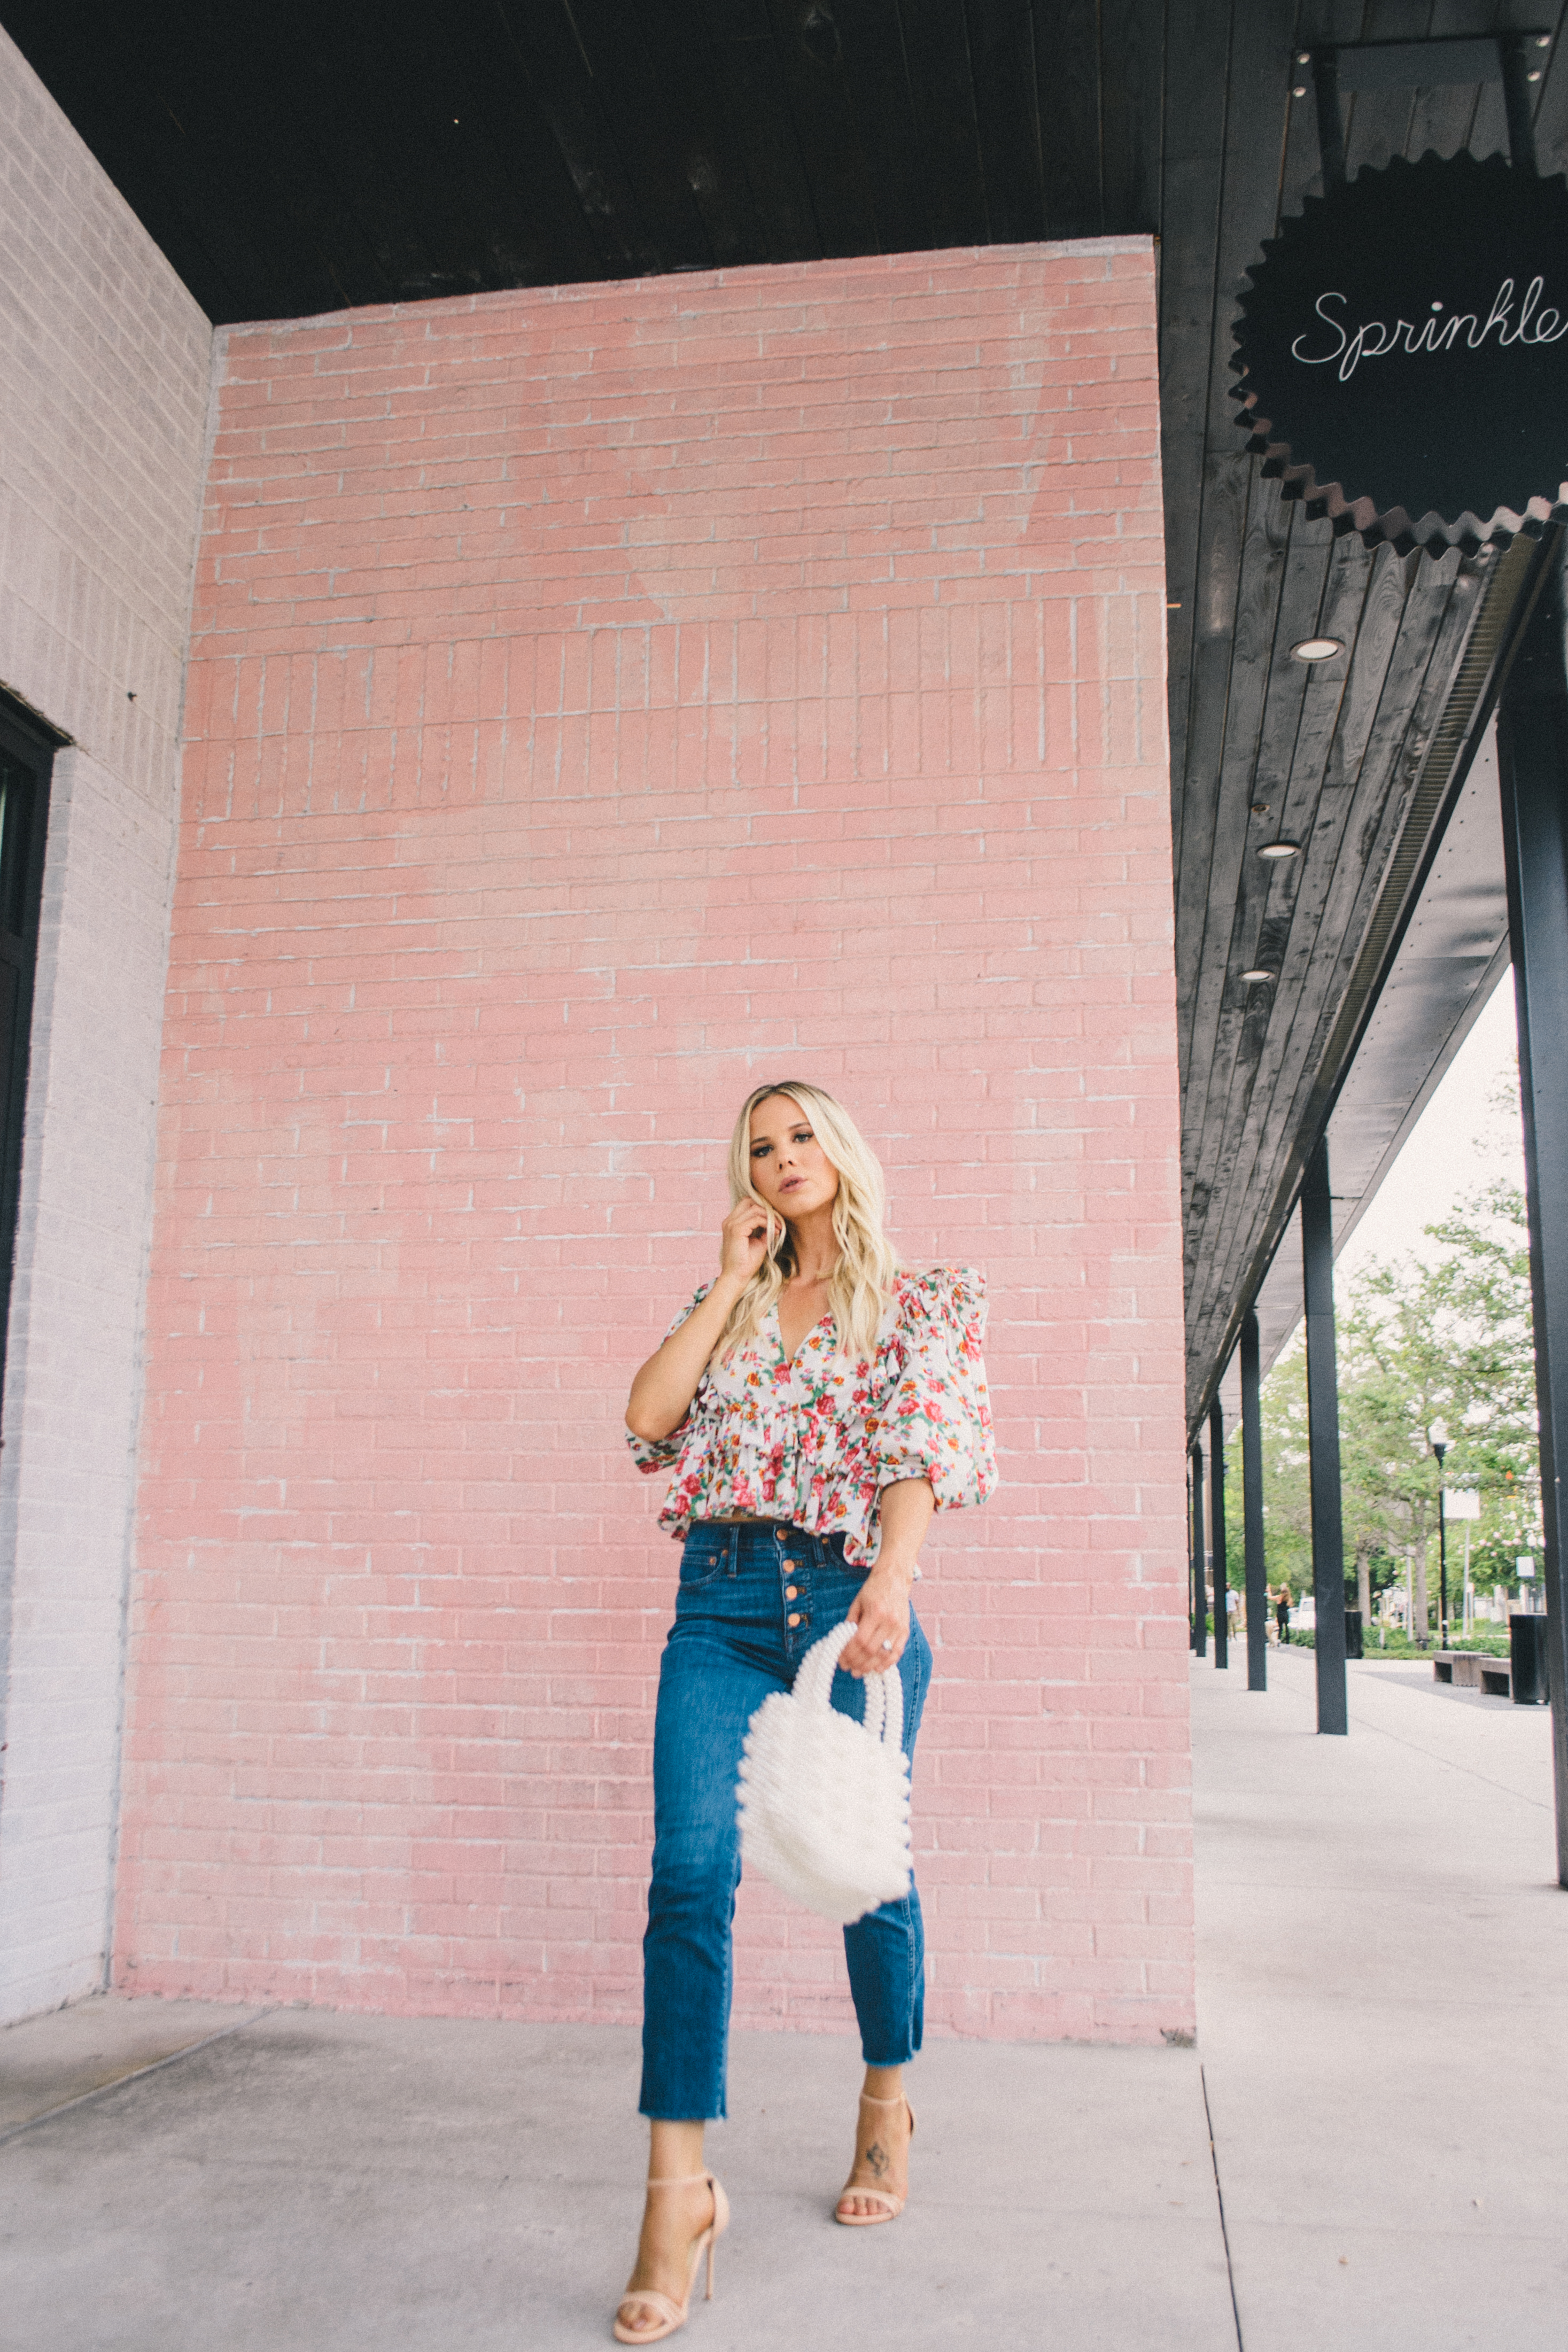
[0, 28, 212, 2021]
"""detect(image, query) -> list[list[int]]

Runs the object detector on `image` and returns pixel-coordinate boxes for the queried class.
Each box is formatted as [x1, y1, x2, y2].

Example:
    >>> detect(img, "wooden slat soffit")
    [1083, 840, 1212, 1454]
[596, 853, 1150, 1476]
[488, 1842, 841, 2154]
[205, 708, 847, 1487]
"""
[1166, 3, 1568, 1430]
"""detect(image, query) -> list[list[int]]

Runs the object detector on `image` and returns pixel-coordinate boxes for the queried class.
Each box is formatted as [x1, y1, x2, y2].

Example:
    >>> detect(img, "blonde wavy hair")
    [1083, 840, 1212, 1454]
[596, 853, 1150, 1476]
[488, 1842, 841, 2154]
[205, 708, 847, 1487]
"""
[717, 1081, 899, 1365]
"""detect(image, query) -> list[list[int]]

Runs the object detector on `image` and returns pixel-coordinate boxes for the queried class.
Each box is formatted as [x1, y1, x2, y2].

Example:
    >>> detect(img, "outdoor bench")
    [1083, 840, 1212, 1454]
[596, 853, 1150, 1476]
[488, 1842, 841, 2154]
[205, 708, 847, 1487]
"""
[1433, 1650, 1512, 1698]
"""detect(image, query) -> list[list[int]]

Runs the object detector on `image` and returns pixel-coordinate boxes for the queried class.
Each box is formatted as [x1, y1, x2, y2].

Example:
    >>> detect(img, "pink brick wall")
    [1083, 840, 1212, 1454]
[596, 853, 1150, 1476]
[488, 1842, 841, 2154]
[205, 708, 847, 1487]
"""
[117, 241, 1193, 2042]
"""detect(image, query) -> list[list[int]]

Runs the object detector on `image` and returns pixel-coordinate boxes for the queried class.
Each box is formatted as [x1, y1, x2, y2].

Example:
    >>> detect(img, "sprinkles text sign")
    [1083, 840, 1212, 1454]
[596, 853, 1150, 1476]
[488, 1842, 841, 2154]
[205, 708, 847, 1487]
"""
[1294, 276, 1568, 381]
[1235, 153, 1568, 550]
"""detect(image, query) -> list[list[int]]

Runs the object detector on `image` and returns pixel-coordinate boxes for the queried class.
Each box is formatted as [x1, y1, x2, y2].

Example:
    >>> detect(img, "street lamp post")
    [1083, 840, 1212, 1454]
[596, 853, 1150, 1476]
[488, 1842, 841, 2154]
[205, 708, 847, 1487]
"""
[1464, 1521, 1471, 1635]
[1430, 1419, 1450, 1650]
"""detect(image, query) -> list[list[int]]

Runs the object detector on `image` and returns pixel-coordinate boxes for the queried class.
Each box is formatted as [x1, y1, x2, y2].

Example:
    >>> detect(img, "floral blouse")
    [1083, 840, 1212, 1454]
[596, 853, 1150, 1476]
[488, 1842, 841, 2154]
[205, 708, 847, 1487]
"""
[626, 1264, 996, 1567]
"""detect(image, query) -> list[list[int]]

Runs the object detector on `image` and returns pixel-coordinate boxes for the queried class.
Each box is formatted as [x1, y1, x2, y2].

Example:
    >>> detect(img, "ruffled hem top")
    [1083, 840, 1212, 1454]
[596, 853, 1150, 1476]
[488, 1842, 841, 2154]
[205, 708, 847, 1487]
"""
[626, 1264, 996, 1567]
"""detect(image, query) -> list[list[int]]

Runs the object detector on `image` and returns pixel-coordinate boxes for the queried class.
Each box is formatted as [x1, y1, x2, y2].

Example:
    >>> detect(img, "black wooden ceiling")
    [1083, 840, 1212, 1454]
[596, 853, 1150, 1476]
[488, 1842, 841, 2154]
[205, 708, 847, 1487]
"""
[10, 0, 1568, 1428]
[0, 1, 1162, 319]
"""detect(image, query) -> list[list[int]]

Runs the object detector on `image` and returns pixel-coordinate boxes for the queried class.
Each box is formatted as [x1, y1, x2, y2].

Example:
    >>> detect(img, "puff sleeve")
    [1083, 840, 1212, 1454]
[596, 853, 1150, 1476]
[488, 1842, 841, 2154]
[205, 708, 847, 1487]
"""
[625, 1284, 712, 1474]
[871, 1266, 997, 1512]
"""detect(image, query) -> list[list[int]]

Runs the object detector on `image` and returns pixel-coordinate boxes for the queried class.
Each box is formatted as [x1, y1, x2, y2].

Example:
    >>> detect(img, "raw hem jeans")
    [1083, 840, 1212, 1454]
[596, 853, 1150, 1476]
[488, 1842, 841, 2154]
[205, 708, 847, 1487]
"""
[640, 1520, 930, 2121]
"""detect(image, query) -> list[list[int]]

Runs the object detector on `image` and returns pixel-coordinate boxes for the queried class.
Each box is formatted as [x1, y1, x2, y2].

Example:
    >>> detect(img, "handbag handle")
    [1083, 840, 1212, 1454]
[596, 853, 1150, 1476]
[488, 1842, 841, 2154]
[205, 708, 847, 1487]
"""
[796, 1619, 903, 1752]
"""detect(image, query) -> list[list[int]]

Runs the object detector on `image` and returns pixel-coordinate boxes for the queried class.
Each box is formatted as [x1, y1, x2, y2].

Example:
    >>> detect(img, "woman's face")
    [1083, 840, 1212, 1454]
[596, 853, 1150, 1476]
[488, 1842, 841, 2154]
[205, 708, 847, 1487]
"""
[747, 1095, 840, 1224]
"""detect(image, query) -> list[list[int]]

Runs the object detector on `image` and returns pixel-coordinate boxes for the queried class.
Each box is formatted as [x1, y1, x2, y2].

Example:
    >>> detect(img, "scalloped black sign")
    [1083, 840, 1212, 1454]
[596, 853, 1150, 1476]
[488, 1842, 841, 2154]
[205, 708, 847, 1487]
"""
[1233, 152, 1568, 551]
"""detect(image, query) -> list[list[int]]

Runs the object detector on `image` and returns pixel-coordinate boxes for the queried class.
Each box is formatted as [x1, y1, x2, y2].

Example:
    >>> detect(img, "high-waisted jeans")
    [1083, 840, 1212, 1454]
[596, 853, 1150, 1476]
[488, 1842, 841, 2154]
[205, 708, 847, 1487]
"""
[640, 1520, 930, 2121]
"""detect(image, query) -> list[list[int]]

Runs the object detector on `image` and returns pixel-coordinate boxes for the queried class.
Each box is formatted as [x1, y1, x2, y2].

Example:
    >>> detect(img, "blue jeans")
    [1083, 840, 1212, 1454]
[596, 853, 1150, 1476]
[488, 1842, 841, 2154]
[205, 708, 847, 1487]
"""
[640, 1520, 930, 2120]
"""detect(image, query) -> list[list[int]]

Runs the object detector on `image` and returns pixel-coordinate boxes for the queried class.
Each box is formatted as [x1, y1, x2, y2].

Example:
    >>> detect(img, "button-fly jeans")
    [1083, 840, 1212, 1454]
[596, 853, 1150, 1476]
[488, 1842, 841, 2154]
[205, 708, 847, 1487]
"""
[640, 1520, 930, 2120]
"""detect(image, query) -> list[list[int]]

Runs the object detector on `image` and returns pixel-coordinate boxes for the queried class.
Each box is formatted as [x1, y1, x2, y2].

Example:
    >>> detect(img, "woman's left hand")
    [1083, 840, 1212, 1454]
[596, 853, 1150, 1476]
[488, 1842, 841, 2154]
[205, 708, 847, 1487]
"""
[840, 1563, 913, 1678]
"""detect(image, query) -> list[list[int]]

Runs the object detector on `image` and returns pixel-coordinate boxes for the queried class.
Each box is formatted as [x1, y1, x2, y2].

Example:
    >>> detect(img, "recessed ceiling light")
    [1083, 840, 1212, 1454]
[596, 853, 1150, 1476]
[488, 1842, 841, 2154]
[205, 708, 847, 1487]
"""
[1240, 968, 1277, 984]
[1259, 840, 1300, 860]
[1291, 636, 1344, 662]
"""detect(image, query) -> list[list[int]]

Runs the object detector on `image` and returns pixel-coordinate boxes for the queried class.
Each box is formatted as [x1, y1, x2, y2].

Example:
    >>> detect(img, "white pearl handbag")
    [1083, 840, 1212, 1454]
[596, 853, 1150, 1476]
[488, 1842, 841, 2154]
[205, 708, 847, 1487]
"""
[736, 1619, 913, 1924]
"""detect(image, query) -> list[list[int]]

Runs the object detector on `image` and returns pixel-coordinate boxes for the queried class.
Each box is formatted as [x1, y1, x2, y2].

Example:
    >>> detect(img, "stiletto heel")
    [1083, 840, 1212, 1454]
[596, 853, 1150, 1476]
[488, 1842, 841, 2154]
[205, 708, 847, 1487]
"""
[835, 2089, 917, 2226]
[613, 2172, 729, 2344]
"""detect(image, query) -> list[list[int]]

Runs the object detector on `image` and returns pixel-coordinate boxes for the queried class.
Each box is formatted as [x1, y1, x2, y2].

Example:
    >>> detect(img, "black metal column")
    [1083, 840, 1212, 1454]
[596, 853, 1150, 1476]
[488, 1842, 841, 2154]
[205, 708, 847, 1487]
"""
[1301, 1139, 1349, 1735]
[1496, 551, 1568, 1885]
[1310, 51, 1346, 190]
[1208, 1397, 1229, 1668]
[1190, 1443, 1207, 1658]
[1240, 1309, 1268, 1692]
[1500, 32, 1541, 177]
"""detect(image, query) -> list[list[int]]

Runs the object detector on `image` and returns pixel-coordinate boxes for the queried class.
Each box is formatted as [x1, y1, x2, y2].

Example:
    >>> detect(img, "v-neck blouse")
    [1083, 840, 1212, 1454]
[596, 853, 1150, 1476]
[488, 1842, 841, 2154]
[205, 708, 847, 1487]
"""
[626, 1264, 996, 1567]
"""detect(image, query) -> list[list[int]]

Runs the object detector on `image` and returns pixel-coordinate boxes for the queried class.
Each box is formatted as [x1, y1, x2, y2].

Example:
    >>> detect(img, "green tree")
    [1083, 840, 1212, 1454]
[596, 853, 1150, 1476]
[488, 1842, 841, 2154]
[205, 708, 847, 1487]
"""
[1422, 1175, 1541, 1587]
[1339, 1173, 1539, 1634]
[1224, 1155, 1541, 1639]
[1223, 1336, 1310, 1605]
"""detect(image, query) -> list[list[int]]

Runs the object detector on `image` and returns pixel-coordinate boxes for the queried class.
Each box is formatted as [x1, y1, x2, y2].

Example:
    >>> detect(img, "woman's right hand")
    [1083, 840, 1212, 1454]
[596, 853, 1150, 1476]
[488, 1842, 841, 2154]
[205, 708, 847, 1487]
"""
[719, 1195, 775, 1290]
[627, 1200, 774, 1443]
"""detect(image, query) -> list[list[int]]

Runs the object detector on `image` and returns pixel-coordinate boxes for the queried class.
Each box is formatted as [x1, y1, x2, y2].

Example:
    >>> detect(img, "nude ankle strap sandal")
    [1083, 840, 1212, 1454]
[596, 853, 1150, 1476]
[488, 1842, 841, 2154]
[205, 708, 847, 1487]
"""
[613, 2171, 729, 2345]
[834, 2090, 917, 2226]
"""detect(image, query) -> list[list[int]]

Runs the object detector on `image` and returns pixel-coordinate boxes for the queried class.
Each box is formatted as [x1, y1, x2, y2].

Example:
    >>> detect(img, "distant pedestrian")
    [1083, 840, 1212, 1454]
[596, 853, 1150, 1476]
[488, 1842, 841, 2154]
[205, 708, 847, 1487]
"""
[1274, 1585, 1291, 1647]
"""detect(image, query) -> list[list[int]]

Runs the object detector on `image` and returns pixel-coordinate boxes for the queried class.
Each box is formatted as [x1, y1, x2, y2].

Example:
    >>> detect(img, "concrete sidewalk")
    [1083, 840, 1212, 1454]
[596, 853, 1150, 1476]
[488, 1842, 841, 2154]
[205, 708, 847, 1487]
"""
[1, 2005, 1233, 2349]
[3, 1646, 1564, 2349]
[1193, 1642, 1568, 2350]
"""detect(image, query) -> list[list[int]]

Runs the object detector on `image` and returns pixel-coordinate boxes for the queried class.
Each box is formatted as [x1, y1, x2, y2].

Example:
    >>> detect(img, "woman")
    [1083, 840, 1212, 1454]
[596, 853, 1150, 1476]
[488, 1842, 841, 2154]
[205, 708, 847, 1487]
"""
[615, 1081, 994, 2342]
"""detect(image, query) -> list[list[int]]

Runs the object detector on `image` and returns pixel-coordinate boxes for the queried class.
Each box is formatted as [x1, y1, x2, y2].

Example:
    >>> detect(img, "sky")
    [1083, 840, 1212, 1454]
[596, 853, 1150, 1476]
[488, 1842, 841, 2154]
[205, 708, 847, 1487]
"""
[1335, 975, 1524, 1283]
